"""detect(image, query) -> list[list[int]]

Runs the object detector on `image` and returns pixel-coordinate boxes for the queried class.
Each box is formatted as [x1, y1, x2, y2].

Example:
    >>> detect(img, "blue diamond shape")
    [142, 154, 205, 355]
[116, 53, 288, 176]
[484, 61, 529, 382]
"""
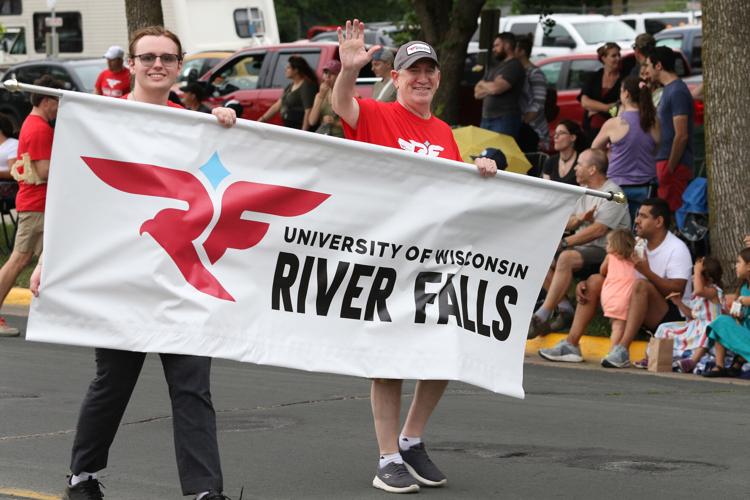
[199, 152, 230, 189]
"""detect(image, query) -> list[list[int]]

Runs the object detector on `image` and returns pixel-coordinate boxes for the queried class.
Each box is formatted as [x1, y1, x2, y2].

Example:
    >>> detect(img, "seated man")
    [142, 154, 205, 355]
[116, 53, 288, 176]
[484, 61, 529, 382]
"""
[539, 197, 693, 366]
[528, 148, 630, 338]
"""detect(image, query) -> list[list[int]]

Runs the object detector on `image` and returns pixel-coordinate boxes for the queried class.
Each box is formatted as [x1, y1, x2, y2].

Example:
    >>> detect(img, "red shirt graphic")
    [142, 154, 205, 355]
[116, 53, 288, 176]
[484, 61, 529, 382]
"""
[95, 68, 132, 97]
[343, 98, 462, 161]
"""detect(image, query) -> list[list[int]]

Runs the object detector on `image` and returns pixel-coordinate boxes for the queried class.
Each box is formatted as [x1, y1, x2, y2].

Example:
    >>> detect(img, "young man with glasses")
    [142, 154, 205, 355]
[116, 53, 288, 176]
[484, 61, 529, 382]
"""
[50, 25, 237, 500]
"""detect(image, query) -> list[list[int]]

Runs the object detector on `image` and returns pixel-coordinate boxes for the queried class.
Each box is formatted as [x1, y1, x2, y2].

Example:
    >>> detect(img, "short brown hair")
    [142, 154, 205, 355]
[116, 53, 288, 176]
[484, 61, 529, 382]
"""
[30, 75, 65, 107]
[596, 42, 620, 63]
[128, 25, 182, 60]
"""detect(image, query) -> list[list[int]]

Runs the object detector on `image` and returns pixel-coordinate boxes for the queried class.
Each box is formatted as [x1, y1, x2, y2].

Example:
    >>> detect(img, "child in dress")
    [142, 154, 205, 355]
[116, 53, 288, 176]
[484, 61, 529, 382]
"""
[600, 229, 637, 349]
[654, 256, 724, 374]
[703, 247, 750, 377]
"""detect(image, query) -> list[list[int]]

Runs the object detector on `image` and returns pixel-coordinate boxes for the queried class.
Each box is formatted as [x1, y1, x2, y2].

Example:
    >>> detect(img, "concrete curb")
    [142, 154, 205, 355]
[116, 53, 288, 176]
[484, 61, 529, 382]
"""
[5, 287, 32, 306]
[526, 332, 647, 362]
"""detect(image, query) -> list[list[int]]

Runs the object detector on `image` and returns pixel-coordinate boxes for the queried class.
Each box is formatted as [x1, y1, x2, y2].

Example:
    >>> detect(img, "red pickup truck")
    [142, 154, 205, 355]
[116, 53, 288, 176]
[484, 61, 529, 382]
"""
[195, 41, 375, 123]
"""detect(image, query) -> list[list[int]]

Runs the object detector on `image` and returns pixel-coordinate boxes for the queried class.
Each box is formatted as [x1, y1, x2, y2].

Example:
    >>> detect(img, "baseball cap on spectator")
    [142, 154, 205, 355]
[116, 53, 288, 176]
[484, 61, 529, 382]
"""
[104, 45, 125, 60]
[372, 48, 395, 64]
[471, 148, 508, 170]
[394, 41, 439, 70]
[323, 59, 341, 75]
[632, 33, 655, 51]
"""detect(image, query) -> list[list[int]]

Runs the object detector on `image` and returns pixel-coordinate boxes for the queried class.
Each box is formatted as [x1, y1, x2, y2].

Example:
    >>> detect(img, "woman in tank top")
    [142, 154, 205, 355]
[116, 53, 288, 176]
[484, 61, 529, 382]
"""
[541, 119, 586, 185]
[593, 75, 660, 224]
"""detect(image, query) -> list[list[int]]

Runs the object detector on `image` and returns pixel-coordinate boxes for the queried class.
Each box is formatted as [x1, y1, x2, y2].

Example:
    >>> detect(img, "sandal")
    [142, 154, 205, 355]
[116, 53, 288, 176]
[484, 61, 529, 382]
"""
[727, 356, 746, 377]
[633, 357, 648, 369]
[703, 366, 727, 378]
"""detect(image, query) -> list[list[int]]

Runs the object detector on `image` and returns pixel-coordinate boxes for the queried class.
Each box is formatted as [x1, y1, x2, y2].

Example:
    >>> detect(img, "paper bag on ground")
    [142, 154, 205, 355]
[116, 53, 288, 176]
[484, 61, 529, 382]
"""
[647, 337, 674, 372]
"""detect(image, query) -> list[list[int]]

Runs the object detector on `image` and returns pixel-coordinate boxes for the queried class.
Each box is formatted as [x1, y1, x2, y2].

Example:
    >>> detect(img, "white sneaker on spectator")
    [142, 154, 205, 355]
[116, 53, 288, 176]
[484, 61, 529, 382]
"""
[601, 345, 630, 368]
[0, 317, 19, 337]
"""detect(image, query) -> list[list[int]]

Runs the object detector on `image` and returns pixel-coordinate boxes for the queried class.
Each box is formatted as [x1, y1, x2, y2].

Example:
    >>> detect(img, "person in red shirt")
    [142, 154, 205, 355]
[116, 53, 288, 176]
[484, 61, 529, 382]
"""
[29, 26, 236, 500]
[0, 75, 64, 337]
[332, 19, 497, 494]
[94, 45, 131, 97]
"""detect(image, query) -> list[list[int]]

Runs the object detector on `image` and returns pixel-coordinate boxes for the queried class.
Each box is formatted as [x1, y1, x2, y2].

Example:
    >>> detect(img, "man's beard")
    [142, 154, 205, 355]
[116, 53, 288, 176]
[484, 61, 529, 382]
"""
[494, 49, 507, 61]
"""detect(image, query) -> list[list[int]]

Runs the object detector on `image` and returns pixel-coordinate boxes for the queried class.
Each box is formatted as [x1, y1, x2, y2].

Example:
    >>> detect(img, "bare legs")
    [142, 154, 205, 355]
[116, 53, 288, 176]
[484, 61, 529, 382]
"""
[371, 379, 448, 454]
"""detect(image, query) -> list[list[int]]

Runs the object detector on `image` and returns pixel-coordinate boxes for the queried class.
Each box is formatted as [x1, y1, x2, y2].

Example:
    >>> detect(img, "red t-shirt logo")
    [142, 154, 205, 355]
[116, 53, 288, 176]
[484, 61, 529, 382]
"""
[82, 155, 329, 302]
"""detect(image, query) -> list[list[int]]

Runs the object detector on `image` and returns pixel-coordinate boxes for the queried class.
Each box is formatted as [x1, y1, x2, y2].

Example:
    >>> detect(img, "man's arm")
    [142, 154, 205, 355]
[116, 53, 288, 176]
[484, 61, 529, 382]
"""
[32, 159, 50, 180]
[637, 261, 687, 297]
[331, 19, 379, 129]
[666, 114, 689, 173]
[564, 222, 609, 247]
[481, 76, 512, 96]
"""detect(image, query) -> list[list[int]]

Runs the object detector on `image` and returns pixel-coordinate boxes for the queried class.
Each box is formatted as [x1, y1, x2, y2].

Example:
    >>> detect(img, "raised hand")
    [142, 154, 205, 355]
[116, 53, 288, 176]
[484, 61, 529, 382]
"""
[337, 19, 381, 73]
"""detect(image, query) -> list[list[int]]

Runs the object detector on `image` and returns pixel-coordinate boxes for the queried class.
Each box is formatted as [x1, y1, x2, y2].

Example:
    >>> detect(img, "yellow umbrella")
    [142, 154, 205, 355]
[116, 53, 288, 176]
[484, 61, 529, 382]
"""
[452, 125, 532, 175]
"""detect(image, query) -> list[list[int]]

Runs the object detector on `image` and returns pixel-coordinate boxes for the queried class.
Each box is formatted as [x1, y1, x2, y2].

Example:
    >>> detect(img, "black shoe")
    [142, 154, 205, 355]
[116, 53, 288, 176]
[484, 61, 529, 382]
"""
[62, 477, 104, 500]
[400, 443, 447, 487]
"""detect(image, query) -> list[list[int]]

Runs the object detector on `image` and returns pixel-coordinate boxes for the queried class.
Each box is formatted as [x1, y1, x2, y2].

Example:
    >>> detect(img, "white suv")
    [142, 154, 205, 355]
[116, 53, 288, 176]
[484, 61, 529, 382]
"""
[614, 12, 692, 35]
[470, 14, 636, 60]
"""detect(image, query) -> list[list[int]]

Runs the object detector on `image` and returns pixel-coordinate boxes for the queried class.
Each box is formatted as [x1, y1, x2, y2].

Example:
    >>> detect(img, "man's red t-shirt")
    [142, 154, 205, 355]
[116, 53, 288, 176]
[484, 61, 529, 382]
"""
[342, 98, 462, 162]
[95, 68, 132, 97]
[16, 114, 54, 212]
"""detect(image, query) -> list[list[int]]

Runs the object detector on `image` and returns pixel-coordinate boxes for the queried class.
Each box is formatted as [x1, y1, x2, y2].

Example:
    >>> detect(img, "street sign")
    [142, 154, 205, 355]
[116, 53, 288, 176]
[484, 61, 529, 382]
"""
[45, 17, 63, 28]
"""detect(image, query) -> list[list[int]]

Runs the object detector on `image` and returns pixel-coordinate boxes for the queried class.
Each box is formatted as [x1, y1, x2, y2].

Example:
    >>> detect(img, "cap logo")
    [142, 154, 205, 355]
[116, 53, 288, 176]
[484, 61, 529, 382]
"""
[406, 43, 431, 56]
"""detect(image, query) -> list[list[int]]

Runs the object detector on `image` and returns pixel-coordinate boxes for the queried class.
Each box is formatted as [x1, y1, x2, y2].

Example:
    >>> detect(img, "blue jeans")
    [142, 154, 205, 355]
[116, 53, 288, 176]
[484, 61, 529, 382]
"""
[481, 115, 522, 139]
[622, 184, 655, 228]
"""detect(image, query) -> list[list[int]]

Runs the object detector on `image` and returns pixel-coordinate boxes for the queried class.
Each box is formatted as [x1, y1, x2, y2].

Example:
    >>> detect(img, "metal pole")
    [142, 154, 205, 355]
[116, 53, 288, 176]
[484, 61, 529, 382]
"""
[0, 79, 627, 205]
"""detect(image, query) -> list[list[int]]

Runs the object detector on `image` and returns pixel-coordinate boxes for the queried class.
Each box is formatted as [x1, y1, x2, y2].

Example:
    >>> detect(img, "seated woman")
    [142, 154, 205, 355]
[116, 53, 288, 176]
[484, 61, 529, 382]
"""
[703, 248, 750, 377]
[541, 120, 585, 186]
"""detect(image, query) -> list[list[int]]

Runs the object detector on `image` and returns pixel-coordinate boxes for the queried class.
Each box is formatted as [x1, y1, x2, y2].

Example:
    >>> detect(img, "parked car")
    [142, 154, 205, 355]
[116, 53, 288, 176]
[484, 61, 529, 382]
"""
[614, 12, 692, 35]
[309, 22, 397, 48]
[177, 50, 234, 87]
[470, 14, 637, 60]
[0, 58, 106, 132]
[536, 49, 694, 134]
[194, 41, 375, 123]
[655, 25, 702, 74]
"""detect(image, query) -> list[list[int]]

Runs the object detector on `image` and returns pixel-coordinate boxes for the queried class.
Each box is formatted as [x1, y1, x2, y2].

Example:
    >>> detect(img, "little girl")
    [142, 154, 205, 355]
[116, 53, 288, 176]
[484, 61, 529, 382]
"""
[654, 256, 724, 374]
[703, 247, 750, 377]
[600, 229, 637, 349]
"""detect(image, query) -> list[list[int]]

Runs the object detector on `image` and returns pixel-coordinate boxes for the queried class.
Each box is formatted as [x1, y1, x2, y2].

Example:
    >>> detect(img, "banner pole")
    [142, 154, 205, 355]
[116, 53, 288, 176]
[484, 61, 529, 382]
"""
[1, 79, 626, 205]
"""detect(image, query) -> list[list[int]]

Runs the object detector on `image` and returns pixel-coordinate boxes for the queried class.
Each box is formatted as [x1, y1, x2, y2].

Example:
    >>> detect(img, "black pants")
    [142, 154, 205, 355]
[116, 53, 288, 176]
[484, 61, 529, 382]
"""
[70, 349, 223, 495]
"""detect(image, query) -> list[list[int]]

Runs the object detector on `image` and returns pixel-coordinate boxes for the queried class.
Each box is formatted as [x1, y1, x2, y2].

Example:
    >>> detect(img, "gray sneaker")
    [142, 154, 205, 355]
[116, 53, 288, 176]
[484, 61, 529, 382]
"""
[400, 442, 447, 487]
[538, 340, 583, 363]
[601, 345, 630, 368]
[372, 461, 420, 493]
[527, 315, 551, 339]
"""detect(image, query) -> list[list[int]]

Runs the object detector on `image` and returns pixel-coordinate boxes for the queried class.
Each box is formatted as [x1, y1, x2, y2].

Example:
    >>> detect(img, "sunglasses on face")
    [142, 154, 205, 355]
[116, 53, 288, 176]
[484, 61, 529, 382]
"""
[133, 53, 181, 67]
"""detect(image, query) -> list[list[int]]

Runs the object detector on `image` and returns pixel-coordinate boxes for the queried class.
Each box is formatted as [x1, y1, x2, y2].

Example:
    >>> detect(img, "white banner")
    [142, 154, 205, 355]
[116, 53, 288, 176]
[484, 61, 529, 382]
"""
[27, 91, 583, 397]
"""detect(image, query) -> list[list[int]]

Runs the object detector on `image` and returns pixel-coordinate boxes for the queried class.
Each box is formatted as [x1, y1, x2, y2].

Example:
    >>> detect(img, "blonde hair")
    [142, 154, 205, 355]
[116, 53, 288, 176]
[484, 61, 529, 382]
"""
[607, 229, 635, 258]
[128, 25, 182, 59]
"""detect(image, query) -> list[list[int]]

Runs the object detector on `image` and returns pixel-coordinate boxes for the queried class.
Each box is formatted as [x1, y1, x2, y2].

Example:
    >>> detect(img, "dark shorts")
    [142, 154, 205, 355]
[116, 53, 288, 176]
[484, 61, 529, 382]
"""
[659, 299, 684, 325]
[571, 245, 607, 280]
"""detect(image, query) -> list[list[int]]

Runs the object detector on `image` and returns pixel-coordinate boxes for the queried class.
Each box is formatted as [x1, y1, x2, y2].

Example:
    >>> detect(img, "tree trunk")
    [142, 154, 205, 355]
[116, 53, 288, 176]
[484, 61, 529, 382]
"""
[412, 0, 486, 124]
[125, 0, 165, 36]
[703, 1, 750, 287]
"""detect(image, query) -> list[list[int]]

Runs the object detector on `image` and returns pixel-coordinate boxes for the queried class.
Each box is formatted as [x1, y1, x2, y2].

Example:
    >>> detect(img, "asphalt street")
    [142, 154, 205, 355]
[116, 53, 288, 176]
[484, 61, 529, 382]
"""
[1, 309, 749, 500]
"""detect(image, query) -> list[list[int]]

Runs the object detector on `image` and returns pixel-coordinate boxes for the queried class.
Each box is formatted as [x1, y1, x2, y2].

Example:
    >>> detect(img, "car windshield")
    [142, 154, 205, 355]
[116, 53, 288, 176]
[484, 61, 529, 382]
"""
[71, 61, 107, 92]
[573, 20, 636, 44]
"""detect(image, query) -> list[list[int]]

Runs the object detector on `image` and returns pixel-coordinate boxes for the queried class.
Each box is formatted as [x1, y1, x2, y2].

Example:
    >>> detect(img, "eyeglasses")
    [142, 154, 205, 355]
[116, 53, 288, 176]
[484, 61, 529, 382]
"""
[133, 53, 181, 67]
[553, 131, 570, 138]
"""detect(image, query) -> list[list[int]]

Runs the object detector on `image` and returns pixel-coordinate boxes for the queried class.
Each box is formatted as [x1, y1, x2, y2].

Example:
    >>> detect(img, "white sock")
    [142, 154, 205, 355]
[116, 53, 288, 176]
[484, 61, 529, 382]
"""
[70, 472, 96, 486]
[558, 299, 574, 313]
[534, 306, 552, 322]
[379, 452, 403, 468]
[399, 434, 422, 451]
[196, 492, 209, 500]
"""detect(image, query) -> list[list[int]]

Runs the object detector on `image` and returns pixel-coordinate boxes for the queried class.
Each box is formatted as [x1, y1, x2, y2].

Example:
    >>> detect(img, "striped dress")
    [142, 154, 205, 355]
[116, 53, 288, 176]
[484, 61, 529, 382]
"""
[654, 286, 724, 358]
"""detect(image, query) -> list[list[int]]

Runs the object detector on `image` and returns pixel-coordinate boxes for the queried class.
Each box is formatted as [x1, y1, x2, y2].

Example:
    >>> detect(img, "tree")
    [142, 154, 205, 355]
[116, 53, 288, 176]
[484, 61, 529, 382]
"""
[411, 0, 486, 124]
[702, 1, 750, 286]
[125, 0, 164, 36]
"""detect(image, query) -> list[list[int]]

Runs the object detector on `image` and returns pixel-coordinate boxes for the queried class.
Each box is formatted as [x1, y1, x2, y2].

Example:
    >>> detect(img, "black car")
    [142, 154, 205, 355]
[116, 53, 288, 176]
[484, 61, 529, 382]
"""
[0, 58, 107, 132]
